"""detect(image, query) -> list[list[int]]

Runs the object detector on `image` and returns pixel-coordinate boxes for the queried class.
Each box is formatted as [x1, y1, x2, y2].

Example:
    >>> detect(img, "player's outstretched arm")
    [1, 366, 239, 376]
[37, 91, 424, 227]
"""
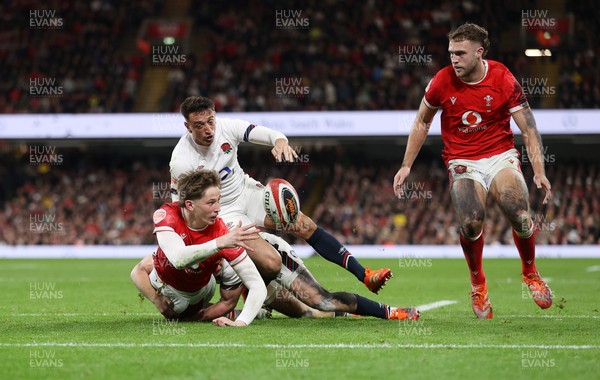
[157, 222, 259, 270]
[130, 254, 176, 319]
[235, 121, 298, 162]
[213, 257, 267, 327]
[393, 100, 437, 198]
[512, 107, 552, 204]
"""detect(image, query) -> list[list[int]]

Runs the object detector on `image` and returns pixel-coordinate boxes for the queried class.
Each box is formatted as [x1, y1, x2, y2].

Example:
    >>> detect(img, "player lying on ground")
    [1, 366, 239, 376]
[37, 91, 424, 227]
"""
[393, 23, 553, 319]
[131, 169, 266, 326]
[132, 253, 262, 323]
[226, 232, 420, 321]
[169, 96, 391, 293]
[133, 231, 419, 321]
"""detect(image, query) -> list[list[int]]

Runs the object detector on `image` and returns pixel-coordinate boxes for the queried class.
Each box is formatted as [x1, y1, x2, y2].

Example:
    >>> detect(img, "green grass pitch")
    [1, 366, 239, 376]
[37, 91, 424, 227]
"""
[1, 257, 599, 379]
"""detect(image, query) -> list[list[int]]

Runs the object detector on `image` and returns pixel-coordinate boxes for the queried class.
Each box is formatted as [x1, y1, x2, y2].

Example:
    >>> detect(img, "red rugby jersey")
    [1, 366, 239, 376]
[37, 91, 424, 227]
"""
[152, 203, 246, 292]
[424, 60, 528, 165]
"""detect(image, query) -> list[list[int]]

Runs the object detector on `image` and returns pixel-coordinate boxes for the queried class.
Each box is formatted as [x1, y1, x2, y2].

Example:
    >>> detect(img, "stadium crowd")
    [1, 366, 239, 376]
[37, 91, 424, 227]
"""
[1, 146, 598, 246]
[2, 1, 597, 113]
[0, 0, 163, 113]
[311, 158, 600, 246]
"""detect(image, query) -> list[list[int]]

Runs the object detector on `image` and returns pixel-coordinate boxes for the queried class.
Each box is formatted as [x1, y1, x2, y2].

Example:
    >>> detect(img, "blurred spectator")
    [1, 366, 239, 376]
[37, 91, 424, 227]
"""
[1, 145, 598, 246]
[0, 0, 163, 113]
[1, 1, 597, 113]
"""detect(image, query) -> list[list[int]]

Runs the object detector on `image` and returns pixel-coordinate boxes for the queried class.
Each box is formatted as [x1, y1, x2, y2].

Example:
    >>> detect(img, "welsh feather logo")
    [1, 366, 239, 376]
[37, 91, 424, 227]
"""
[221, 142, 232, 154]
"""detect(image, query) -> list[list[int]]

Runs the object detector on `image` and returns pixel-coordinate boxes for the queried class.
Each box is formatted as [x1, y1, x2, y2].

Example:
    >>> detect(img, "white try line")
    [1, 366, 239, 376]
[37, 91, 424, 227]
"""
[415, 300, 458, 311]
[586, 265, 600, 272]
[0, 342, 598, 350]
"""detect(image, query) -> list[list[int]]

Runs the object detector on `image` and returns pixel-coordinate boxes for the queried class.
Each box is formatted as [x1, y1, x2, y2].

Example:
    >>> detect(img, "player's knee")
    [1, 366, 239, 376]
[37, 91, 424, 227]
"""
[459, 210, 485, 238]
[258, 257, 281, 282]
[251, 244, 282, 282]
[130, 264, 141, 282]
[308, 292, 335, 311]
[511, 210, 531, 233]
[505, 201, 529, 222]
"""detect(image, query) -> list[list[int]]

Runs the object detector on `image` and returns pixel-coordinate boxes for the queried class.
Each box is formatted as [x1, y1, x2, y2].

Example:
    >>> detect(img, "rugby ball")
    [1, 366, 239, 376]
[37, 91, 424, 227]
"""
[263, 179, 300, 227]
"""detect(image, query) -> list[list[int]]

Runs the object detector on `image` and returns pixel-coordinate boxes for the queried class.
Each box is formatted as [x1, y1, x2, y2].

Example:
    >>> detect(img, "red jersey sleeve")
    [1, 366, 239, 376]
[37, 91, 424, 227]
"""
[423, 74, 443, 109]
[505, 72, 529, 114]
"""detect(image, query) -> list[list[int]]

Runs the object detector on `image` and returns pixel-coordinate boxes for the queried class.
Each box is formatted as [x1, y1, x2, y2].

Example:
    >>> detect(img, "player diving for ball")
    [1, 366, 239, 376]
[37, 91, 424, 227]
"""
[130, 169, 266, 326]
[168, 96, 392, 293]
[132, 230, 420, 322]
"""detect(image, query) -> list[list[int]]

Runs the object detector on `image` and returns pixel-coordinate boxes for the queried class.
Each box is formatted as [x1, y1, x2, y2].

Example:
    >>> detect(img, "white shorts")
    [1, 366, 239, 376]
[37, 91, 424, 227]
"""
[262, 232, 305, 288]
[149, 269, 216, 315]
[220, 175, 268, 229]
[447, 148, 522, 192]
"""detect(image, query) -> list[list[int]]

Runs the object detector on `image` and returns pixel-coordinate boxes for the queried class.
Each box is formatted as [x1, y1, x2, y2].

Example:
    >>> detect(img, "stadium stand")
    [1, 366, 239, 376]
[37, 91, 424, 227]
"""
[1, 144, 598, 246]
[0, 1, 598, 247]
[3, 1, 596, 113]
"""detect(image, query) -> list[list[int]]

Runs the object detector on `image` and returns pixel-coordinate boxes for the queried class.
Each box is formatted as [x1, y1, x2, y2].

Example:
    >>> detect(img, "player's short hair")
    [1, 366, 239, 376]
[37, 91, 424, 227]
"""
[180, 96, 215, 121]
[177, 170, 221, 207]
[448, 23, 490, 57]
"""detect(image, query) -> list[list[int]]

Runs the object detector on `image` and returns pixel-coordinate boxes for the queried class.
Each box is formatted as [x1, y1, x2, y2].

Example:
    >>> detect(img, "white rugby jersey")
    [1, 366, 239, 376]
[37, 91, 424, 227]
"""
[169, 118, 286, 204]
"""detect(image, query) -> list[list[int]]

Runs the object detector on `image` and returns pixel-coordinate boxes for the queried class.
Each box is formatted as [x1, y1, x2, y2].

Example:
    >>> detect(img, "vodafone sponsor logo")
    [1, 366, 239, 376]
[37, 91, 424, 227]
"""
[459, 110, 487, 133]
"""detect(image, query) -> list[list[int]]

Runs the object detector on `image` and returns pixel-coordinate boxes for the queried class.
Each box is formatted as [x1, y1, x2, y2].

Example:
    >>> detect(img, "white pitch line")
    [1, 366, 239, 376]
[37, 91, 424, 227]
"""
[415, 300, 458, 311]
[586, 265, 600, 272]
[0, 342, 598, 350]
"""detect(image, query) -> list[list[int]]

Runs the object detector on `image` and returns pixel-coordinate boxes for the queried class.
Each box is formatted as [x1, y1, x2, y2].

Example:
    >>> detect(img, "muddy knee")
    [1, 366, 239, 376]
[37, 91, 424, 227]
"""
[459, 210, 485, 238]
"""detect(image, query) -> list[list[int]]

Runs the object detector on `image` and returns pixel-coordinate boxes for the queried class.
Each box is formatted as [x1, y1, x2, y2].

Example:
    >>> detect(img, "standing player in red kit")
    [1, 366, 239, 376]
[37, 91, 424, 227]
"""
[131, 169, 267, 326]
[393, 23, 553, 319]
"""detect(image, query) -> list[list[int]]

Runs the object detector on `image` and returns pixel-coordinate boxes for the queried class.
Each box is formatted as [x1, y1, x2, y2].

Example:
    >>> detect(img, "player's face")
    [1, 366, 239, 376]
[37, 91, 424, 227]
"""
[185, 110, 216, 146]
[188, 186, 221, 227]
[448, 39, 484, 80]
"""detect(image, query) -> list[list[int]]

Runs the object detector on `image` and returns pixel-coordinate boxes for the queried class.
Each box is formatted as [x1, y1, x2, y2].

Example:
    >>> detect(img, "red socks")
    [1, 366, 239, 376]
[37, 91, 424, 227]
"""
[460, 233, 486, 286]
[512, 227, 537, 275]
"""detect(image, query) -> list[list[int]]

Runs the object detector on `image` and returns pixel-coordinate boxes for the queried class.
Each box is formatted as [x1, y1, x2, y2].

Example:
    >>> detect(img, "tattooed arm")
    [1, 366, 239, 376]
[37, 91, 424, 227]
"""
[512, 107, 552, 204]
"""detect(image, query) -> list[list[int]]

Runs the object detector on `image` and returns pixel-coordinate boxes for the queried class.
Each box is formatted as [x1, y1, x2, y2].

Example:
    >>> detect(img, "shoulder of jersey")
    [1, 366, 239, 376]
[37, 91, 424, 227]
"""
[159, 202, 180, 216]
[153, 203, 179, 224]
[432, 65, 455, 86]
[486, 60, 514, 85]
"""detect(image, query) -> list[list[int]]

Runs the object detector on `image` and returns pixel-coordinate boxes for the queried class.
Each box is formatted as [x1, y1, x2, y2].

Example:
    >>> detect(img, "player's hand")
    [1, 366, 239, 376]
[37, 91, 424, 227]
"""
[217, 221, 260, 251]
[153, 294, 177, 319]
[533, 174, 552, 204]
[393, 166, 411, 198]
[271, 138, 298, 163]
[212, 316, 247, 327]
